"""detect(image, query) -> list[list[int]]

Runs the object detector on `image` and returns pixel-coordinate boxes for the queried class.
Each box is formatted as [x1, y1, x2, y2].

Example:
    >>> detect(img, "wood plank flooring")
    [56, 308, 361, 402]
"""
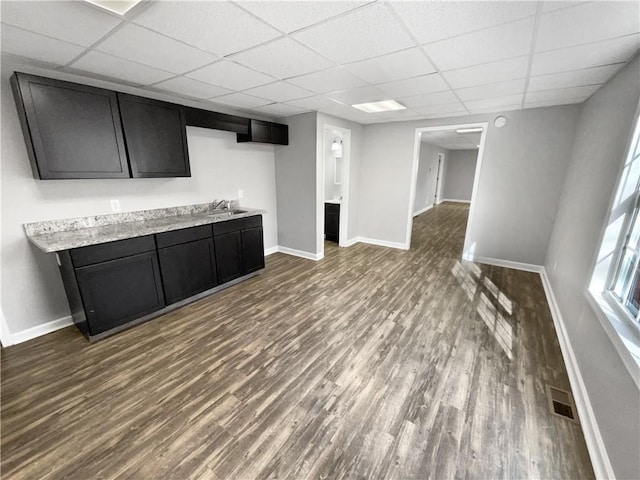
[1, 202, 594, 479]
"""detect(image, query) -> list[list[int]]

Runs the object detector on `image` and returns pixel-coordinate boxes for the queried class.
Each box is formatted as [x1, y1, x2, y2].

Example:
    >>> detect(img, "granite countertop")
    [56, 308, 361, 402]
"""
[24, 202, 265, 253]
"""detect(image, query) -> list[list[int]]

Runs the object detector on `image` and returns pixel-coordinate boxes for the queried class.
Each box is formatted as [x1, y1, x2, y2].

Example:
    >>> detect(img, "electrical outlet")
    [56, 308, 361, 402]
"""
[110, 199, 121, 212]
[238, 189, 244, 199]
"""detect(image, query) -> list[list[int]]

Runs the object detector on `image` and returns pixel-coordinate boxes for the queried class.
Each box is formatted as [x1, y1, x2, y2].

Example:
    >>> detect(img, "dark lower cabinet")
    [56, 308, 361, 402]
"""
[157, 233, 217, 305]
[325, 202, 340, 243]
[242, 227, 265, 273]
[214, 231, 243, 284]
[75, 251, 165, 335]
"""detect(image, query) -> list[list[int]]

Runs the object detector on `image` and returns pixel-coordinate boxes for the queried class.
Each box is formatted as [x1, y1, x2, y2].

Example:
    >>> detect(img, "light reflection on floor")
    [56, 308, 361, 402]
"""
[452, 261, 514, 360]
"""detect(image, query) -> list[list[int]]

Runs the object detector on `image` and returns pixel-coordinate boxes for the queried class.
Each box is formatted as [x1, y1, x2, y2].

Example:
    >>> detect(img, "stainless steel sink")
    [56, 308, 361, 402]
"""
[209, 209, 247, 217]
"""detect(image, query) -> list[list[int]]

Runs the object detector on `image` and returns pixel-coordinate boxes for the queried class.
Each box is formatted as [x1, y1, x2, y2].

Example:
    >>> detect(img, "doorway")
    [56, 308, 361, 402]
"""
[319, 124, 351, 256]
[407, 122, 488, 258]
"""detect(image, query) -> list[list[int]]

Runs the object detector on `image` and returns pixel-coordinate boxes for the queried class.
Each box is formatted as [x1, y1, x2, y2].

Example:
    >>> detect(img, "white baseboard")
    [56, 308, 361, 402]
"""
[413, 204, 433, 217]
[357, 236, 409, 250]
[264, 246, 279, 256]
[341, 237, 359, 247]
[539, 269, 615, 480]
[277, 246, 323, 261]
[8, 315, 73, 346]
[463, 254, 544, 273]
[440, 198, 471, 204]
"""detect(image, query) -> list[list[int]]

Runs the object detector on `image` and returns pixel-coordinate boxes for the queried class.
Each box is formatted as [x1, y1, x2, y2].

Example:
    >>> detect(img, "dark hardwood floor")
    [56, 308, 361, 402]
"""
[1, 202, 594, 479]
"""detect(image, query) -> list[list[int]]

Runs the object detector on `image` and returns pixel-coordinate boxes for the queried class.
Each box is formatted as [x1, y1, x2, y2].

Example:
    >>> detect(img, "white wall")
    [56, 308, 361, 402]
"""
[274, 112, 317, 254]
[544, 57, 640, 480]
[359, 105, 579, 261]
[414, 142, 448, 214]
[1, 62, 278, 337]
[323, 130, 341, 202]
[442, 149, 477, 202]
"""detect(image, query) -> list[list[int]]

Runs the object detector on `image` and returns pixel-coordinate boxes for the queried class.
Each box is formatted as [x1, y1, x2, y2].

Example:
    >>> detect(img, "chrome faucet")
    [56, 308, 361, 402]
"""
[212, 199, 230, 210]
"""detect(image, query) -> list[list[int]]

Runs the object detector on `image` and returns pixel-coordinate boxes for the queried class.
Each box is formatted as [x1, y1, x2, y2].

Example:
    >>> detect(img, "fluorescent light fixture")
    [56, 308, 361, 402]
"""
[456, 127, 483, 133]
[84, 0, 142, 15]
[352, 100, 406, 113]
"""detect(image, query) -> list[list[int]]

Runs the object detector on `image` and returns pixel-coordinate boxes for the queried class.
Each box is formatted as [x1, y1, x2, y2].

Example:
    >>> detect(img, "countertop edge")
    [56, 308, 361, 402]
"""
[27, 209, 266, 253]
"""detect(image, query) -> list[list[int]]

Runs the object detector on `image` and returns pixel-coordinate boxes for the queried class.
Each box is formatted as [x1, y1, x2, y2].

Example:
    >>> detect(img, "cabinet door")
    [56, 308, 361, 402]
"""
[11, 73, 129, 179]
[214, 231, 243, 284]
[271, 123, 289, 145]
[158, 238, 217, 305]
[324, 204, 340, 243]
[118, 93, 190, 178]
[75, 252, 165, 335]
[241, 227, 265, 274]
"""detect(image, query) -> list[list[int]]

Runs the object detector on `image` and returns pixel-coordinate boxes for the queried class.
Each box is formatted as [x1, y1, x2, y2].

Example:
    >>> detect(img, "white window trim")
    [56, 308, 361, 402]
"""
[587, 101, 640, 389]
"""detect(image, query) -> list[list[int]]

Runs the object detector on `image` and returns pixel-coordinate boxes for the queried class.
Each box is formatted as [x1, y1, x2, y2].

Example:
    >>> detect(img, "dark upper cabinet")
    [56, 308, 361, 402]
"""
[118, 94, 190, 178]
[10, 72, 129, 179]
[156, 225, 217, 305]
[237, 119, 289, 145]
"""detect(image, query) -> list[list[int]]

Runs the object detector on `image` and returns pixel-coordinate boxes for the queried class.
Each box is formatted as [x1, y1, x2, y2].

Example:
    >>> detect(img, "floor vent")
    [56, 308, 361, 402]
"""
[546, 385, 578, 423]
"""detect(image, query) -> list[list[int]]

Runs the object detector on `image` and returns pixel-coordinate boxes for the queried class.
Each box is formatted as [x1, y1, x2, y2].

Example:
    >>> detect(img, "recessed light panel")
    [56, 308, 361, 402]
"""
[84, 0, 142, 15]
[352, 100, 406, 113]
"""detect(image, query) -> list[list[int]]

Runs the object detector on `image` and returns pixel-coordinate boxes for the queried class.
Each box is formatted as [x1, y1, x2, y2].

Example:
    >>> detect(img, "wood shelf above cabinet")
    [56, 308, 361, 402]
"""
[237, 119, 289, 145]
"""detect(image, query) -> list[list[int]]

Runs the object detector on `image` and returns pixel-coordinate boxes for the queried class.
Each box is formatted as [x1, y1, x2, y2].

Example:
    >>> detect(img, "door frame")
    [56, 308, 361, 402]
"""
[318, 124, 351, 255]
[435, 152, 445, 204]
[407, 122, 488, 256]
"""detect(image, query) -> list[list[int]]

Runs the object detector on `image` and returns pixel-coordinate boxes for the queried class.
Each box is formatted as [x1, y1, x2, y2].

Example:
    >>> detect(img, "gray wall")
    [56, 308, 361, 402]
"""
[442, 149, 478, 202]
[1, 61, 279, 337]
[544, 57, 640, 480]
[358, 105, 579, 261]
[414, 142, 448, 214]
[323, 129, 341, 202]
[274, 112, 317, 253]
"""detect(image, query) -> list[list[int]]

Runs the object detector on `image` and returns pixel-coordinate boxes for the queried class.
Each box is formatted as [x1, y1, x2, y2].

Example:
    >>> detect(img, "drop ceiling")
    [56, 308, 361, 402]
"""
[421, 130, 481, 150]
[1, 1, 638, 125]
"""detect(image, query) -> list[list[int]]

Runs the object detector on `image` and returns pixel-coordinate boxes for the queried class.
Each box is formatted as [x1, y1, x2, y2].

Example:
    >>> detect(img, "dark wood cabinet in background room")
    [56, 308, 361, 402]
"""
[324, 203, 340, 243]
[70, 236, 165, 335]
[10, 72, 130, 179]
[156, 225, 217, 304]
[118, 93, 190, 178]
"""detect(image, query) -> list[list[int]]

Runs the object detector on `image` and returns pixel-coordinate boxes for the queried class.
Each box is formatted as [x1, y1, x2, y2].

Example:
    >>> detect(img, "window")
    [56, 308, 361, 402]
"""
[606, 110, 640, 331]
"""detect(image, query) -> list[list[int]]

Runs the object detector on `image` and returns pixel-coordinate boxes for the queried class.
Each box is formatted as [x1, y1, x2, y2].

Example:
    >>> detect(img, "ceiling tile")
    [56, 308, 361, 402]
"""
[1, 24, 85, 66]
[535, 2, 640, 52]
[541, 2, 587, 13]
[525, 85, 601, 104]
[374, 108, 424, 122]
[133, 2, 281, 56]
[230, 37, 333, 79]
[253, 103, 310, 117]
[424, 18, 535, 71]
[287, 67, 367, 94]
[186, 60, 275, 91]
[442, 56, 529, 89]
[423, 110, 470, 119]
[467, 104, 523, 114]
[524, 99, 584, 109]
[152, 76, 233, 99]
[211, 92, 272, 109]
[96, 24, 217, 74]
[413, 102, 468, 116]
[326, 85, 390, 105]
[531, 34, 640, 76]
[239, 1, 366, 33]
[391, 1, 536, 44]
[399, 91, 459, 108]
[343, 48, 435, 85]
[377, 74, 449, 98]
[243, 81, 313, 103]
[1, 1, 121, 47]
[456, 78, 526, 101]
[285, 95, 346, 110]
[69, 51, 174, 86]
[464, 94, 524, 110]
[292, 2, 414, 63]
[528, 64, 623, 92]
